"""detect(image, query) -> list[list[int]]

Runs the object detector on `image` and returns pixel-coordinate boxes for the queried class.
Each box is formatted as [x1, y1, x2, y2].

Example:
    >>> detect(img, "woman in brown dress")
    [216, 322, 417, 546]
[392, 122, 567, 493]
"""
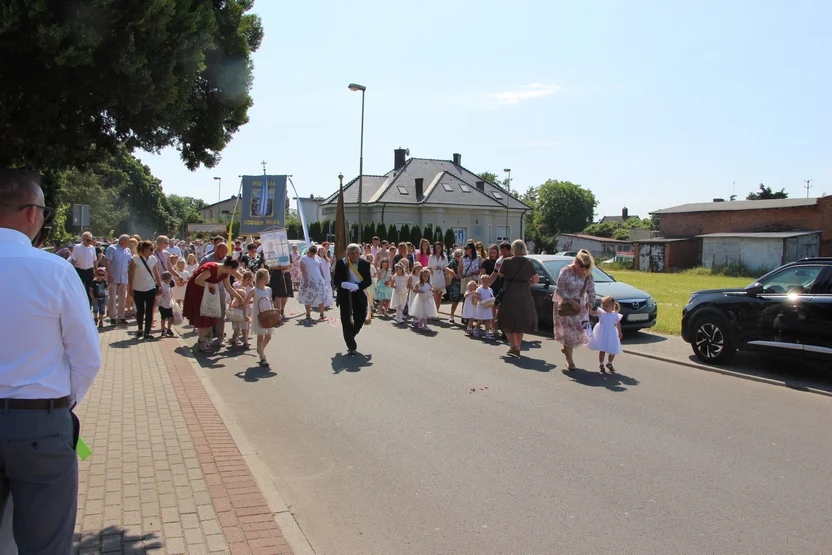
[498, 240, 540, 357]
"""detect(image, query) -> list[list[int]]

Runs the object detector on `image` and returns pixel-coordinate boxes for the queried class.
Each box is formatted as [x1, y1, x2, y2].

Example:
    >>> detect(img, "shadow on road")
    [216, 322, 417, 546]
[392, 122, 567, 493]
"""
[107, 338, 136, 349]
[331, 353, 374, 374]
[175, 345, 227, 370]
[76, 525, 162, 552]
[236, 366, 277, 382]
[561, 368, 640, 392]
[622, 331, 668, 345]
[501, 355, 556, 372]
[686, 352, 832, 395]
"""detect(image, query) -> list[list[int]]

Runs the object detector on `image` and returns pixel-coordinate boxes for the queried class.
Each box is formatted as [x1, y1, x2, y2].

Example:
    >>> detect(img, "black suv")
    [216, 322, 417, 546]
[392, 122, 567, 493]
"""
[681, 258, 832, 364]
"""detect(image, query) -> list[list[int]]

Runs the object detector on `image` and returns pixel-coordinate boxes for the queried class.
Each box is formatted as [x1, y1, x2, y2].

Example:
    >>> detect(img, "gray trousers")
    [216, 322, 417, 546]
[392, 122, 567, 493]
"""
[0, 408, 77, 555]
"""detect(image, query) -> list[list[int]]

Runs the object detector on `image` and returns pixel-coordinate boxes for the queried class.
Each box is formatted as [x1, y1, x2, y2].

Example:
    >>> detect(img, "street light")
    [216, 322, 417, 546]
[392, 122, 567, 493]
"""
[213, 176, 222, 204]
[348, 83, 366, 244]
[503, 168, 511, 240]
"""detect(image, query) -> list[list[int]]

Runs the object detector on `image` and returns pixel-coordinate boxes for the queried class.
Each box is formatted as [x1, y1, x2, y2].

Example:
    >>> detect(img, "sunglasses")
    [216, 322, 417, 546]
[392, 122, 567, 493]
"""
[577, 261, 590, 269]
[19, 204, 53, 221]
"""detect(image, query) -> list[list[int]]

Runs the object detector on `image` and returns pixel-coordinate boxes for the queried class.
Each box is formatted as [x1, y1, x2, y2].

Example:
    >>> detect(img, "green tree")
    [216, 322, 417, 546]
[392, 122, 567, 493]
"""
[612, 228, 630, 240]
[284, 209, 301, 230]
[479, 171, 518, 196]
[166, 194, 207, 237]
[433, 226, 443, 244]
[388, 223, 399, 244]
[747, 183, 788, 200]
[582, 222, 619, 238]
[363, 223, 375, 243]
[309, 221, 322, 243]
[444, 228, 456, 250]
[375, 222, 387, 242]
[0, 1, 264, 175]
[54, 168, 128, 237]
[286, 221, 301, 240]
[535, 180, 597, 235]
[423, 224, 433, 243]
[399, 224, 411, 245]
[410, 225, 422, 246]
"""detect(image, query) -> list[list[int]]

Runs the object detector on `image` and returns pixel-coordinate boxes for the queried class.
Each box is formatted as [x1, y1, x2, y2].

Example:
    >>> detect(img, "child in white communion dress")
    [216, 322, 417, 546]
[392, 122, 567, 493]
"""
[588, 295, 623, 373]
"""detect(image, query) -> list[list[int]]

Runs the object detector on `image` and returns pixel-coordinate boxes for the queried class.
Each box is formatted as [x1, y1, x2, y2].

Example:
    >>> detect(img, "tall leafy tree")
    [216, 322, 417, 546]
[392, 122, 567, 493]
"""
[309, 221, 322, 243]
[423, 224, 433, 243]
[434, 226, 443, 244]
[399, 224, 411, 246]
[746, 183, 788, 200]
[410, 225, 422, 247]
[0, 0, 263, 176]
[535, 180, 597, 235]
[443, 228, 456, 251]
[375, 222, 387, 242]
[387, 223, 399, 245]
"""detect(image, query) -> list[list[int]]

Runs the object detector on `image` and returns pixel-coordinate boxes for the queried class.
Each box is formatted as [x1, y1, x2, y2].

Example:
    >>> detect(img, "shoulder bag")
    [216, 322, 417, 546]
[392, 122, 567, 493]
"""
[557, 275, 589, 317]
[138, 256, 159, 291]
[495, 258, 527, 304]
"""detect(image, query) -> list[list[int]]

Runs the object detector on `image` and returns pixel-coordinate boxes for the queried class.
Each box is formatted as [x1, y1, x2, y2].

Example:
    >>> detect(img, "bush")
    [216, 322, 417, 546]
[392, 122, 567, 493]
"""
[399, 224, 411, 245]
[388, 223, 399, 245]
[602, 260, 634, 271]
[375, 222, 387, 242]
[410, 225, 422, 246]
[444, 228, 455, 251]
[681, 263, 761, 279]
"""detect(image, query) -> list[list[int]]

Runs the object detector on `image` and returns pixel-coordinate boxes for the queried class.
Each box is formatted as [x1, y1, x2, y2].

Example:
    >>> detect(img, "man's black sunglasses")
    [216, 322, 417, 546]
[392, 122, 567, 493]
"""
[19, 204, 53, 221]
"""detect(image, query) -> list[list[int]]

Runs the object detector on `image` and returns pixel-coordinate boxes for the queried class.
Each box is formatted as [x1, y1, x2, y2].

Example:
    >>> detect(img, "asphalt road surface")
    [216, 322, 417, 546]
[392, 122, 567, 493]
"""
[191, 300, 832, 555]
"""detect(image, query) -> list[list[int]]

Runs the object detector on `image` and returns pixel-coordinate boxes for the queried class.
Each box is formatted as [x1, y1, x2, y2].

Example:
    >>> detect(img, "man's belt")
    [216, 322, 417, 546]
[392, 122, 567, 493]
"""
[0, 397, 71, 410]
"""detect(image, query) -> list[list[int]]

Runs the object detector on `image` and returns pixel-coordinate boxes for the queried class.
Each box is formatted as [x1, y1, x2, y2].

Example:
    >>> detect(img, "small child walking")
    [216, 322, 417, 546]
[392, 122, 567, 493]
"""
[157, 271, 175, 337]
[461, 279, 479, 336]
[390, 262, 410, 324]
[588, 296, 624, 373]
[375, 259, 393, 316]
[89, 268, 108, 328]
[250, 269, 274, 367]
[474, 274, 496, 339]
[409, 268, 437, 331]
[230, 271, 254, 348]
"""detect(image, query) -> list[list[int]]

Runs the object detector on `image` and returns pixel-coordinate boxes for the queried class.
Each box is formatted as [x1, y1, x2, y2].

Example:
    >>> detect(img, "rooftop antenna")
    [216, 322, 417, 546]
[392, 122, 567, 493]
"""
[804, 179, 812, 198]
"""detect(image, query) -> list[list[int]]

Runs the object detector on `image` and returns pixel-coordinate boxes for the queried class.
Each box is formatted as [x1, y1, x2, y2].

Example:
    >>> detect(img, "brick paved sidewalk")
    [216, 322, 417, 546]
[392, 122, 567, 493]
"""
[74, 327, 294, 555]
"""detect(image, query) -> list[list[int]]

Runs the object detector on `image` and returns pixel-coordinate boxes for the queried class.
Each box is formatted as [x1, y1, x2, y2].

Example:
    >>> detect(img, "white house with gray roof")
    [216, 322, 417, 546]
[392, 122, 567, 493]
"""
[321, 149, 531, 245]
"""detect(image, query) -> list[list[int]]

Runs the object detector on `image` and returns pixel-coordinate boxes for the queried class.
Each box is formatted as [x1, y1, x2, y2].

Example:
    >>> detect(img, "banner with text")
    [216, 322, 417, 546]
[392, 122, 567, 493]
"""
[259, 229, 290, 266]
[240, 175, 287, 234]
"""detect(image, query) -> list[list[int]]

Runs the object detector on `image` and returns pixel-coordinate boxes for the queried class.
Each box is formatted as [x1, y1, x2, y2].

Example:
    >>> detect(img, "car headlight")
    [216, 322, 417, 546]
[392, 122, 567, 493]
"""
[647, 296, 656, 308]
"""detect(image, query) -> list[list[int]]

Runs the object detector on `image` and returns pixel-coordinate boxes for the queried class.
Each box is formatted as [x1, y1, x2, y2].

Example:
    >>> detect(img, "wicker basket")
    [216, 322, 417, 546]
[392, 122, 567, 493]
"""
[257, 298, 282, 328]
[226, 308, 245, 323]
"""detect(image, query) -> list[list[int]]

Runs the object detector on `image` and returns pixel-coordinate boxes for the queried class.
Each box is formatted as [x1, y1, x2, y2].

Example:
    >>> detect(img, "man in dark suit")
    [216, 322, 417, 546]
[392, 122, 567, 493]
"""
[333, 243, 373, 354]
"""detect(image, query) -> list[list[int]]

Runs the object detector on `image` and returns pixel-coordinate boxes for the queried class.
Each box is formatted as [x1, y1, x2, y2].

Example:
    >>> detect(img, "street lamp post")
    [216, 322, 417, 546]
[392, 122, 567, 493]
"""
[503, 168, 511, 240]
[213, 176, 222, 204]
[348, 83, 366, 244]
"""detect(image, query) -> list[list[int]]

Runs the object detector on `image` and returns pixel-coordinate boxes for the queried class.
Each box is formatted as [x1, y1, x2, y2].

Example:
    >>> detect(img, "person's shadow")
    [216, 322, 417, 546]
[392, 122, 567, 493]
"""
[561, 368, 640, 392]
[235, 366, 277, 382]
[501, 355, 556, 372]
[331, 353, 373, 374]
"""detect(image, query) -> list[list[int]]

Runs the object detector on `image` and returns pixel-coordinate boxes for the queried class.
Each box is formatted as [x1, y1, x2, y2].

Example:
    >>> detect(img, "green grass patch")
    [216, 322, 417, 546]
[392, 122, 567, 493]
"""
[606, 270, 753, 335]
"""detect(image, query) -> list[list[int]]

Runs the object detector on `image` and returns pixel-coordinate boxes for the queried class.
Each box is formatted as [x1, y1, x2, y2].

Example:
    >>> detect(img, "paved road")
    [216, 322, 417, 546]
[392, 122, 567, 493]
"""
[189, 300, 832, 555]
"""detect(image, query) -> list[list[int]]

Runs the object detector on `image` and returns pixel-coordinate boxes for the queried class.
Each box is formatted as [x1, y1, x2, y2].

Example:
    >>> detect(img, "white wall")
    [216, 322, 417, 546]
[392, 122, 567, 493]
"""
[702, 237, 783, 271]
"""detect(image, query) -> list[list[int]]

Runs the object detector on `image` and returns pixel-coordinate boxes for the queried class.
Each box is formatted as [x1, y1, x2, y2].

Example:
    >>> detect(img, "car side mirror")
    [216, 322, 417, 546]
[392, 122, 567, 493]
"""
[745, 282, 764, 296]
[542, 277, 551, 288]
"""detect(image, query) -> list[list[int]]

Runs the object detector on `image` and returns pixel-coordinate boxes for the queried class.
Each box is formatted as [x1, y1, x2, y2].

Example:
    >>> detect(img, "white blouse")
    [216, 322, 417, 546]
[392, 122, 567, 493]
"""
[428, 254, 448, 274]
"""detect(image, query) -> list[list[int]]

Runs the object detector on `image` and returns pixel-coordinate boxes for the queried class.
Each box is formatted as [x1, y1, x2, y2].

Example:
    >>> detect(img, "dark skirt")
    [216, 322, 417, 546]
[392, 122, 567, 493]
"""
[270, 270, 293, 299]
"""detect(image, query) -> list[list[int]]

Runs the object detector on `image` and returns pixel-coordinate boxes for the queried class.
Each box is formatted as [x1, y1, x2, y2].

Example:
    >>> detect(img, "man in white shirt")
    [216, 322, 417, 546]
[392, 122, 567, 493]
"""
[71, 231, 97, 306]
[105, 234, 132, 324]
[0, 169, 100, 553]
[168, 240, 182, 258]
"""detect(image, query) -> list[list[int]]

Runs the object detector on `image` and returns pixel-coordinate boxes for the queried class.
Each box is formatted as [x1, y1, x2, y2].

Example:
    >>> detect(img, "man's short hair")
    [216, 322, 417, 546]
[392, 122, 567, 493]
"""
[0, 169, 41, 214]
[346, 243, 361, 254]
[500, 241, 511, 250]
[372, 236, 379, 241]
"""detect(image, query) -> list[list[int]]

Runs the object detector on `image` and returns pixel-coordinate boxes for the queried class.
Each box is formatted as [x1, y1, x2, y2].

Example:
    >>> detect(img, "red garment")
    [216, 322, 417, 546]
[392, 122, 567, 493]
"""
[182, 262, 223, 328]
[417, 253, 429, 268]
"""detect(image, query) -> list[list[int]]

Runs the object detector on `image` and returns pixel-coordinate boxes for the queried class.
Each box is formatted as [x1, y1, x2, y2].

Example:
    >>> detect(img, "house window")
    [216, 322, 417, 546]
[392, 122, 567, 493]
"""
[397, 186, 409, 195]
[442, 182, 454, 192]
[496, 226, 510, 242]
[459, 184, 471, 193]
[492, 191, 504, 200]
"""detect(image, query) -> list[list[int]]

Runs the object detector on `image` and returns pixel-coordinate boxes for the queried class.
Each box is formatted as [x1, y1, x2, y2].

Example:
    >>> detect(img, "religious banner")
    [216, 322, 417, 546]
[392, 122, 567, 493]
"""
[259, 228, 290, 267]
[239, 175, 287, 233]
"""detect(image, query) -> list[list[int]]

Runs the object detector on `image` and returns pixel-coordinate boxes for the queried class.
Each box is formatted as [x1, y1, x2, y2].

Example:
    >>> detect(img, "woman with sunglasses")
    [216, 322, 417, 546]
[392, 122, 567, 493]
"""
[554, 249, 597, 370]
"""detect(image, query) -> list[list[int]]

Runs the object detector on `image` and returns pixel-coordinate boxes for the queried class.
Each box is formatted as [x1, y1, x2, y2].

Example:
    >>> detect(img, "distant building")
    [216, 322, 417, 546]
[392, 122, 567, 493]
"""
[554, 233, 633, 260]
[320, 148, 531, 244]
[598, 207, 639, 225]
[199, 195, 240, 223]
[296, 195, 323, 225]
[698, 231, 821, 272]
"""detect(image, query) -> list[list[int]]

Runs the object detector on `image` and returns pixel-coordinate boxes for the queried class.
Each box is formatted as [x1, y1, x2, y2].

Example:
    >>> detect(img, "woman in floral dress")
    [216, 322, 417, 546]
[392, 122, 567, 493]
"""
[554, 249, 597, 371]
[298, 244, 327, 321]
[445, 249, 463, 324]
[289, 244, 301, 290]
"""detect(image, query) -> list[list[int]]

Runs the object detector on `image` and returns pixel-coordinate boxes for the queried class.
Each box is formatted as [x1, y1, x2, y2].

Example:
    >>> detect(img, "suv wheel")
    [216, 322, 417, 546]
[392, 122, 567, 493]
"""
[691, 314, 735, 364]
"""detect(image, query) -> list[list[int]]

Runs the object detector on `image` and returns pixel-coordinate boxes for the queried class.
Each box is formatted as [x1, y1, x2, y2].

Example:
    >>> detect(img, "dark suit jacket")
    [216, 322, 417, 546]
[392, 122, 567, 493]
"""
[333, 257, 373, 306]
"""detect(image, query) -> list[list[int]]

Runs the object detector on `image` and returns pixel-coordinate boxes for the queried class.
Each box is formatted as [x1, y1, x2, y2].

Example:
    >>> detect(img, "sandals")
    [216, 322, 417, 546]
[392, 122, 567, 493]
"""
[318, 314, 326, 321]
[198, 342, 212, 353]
[606, 363, 616, 374]
[599, 364, 606, 374]
[259, 357, 269, 367]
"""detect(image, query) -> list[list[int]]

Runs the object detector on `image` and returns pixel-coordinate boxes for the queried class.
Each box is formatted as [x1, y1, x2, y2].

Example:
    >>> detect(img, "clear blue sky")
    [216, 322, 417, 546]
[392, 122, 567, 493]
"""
[137, 0, 832, 220]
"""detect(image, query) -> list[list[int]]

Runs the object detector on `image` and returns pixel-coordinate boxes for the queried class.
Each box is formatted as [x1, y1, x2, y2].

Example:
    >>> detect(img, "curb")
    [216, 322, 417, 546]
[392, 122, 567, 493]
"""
[173, 329, 316, 555]
[622, 348, 832, 398]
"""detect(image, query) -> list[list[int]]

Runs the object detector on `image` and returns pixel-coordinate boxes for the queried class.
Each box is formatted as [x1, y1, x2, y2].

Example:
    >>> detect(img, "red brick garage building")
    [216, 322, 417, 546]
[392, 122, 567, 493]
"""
[650, 197, 832, 256]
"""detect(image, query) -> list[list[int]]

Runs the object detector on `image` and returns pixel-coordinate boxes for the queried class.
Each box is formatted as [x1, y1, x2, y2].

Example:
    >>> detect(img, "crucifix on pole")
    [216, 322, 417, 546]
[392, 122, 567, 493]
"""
[261, 161, 267, 175]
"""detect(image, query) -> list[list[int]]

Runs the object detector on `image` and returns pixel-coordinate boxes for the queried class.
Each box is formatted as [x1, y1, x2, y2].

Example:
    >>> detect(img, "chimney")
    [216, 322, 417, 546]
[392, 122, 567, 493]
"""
[622, 207, 629, 220]
[415, 178, 424, 201]
[452, 153, 462, 166]
[394, 148, 407, 171]
[475, 180, 485, 192]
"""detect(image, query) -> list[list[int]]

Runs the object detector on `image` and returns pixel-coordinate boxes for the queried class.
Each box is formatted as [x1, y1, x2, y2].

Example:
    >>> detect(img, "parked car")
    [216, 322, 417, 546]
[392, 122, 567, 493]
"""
[525, 255, 658, 331]
[681, 258, 832, 365]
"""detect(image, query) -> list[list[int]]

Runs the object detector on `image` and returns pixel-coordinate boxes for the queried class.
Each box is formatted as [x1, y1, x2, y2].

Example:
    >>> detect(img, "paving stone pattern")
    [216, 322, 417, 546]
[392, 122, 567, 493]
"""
[73, 328, 293, 555]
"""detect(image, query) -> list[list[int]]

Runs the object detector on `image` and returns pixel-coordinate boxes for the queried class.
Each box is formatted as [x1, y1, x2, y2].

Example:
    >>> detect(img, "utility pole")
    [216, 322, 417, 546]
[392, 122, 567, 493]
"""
[805, 179, 812, 198]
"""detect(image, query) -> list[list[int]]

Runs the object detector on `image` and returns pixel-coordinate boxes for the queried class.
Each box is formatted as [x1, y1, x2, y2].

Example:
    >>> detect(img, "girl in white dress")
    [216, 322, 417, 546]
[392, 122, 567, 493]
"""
[588, 296, 623, 373]
[230, 271, 254, 349]
[249, 269, 275, 367]
[390, 263, 410, 324]
[407, 263, 422, 317]
[474, 274, 496, 339]
[428, 244, 448, 311]
[461, 279, 479, 336]
[173, 258, 191, 307]
[410, 268, 437, 331]
[319, 249, 334, 309]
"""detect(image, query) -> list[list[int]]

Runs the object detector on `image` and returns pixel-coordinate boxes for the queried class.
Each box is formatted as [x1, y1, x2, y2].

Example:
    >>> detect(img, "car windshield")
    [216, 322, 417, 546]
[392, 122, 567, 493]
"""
[542, 260, 614, 283]
[753, 265, 822, 294]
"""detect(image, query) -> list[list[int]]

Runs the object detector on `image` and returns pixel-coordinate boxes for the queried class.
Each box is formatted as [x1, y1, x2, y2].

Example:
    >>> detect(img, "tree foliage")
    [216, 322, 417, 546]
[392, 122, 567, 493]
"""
[582, 216, 655, 239]
[387, 224, 399, 245]
[410, 225, 422, 247]
[308, 221, 322, 243]
[444, 228, 456, 251]
[375, 222, 387, 242]
[535, 180, 597, 235]
[479, 171, 517, 196]
[746, 183, 788, 200]
[398, 224, 411, 245]
[433, 226, 443, 244]
[0, 0, 264, 173]
[423, 224, 433, 243]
